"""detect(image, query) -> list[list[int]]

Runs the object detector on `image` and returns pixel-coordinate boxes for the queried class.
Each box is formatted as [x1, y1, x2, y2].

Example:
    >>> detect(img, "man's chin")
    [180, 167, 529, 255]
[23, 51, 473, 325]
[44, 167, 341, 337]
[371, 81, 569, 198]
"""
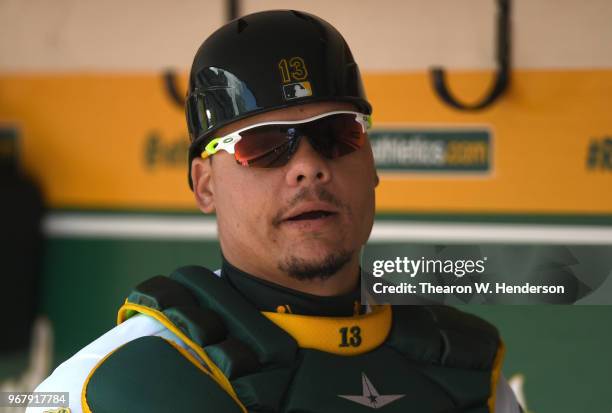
[277, 249, 353, 281]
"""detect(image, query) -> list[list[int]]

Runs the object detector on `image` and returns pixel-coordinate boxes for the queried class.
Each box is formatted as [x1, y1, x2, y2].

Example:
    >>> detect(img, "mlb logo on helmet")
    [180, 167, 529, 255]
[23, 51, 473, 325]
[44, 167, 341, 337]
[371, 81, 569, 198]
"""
[278, 56, 313, 101]
[283, 81, 313, 100]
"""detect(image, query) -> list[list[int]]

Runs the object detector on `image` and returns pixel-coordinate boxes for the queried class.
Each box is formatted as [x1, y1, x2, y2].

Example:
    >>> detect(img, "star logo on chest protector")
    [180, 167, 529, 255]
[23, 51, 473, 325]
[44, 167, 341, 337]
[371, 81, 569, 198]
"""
[338, 372, 405, 409]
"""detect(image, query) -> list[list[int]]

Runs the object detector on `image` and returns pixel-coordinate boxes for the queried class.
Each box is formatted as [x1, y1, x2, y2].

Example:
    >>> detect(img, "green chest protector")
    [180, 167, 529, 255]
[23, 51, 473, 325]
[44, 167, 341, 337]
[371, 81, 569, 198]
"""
[82, 266, 504, 413]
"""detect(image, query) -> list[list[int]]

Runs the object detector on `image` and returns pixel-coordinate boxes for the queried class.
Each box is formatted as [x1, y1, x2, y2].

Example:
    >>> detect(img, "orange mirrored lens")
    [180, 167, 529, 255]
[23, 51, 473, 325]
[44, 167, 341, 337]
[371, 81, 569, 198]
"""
[233, 113, 366, 168]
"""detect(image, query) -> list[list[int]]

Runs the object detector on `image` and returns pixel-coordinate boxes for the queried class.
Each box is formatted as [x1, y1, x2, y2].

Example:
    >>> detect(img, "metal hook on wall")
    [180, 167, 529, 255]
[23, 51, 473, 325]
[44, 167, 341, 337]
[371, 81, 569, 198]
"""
[430, 0, 511, 111]
[163, 0, 241, 109]
[163, 71, 185, 108]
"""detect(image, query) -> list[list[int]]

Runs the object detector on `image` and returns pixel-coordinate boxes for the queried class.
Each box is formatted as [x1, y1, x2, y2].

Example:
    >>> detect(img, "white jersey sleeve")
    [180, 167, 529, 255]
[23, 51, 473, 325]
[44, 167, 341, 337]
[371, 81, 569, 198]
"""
[495, 375, 523, 413]
[25, 314, 185, 413]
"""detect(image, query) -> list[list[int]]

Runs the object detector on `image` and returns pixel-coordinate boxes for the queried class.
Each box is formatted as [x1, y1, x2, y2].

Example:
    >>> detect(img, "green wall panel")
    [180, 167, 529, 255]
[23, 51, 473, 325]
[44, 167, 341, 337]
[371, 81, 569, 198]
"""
[42, 238, 222, 364]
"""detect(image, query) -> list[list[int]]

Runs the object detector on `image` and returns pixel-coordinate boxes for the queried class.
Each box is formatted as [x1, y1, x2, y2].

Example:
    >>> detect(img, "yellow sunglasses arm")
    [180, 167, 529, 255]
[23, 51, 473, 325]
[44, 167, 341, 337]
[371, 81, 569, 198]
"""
[200, 138, 222, 159]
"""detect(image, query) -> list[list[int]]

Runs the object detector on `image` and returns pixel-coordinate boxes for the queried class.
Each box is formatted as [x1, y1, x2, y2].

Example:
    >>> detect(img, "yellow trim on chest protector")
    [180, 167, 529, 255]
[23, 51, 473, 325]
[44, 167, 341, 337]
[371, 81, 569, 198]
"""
[117, 301, 248, 413]
[262, 305, 392, 355]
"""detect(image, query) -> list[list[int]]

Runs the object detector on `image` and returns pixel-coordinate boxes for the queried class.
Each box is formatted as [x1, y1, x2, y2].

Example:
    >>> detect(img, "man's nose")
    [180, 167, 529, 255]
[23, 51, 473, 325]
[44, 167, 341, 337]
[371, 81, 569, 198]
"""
[284, 137, 332, 186]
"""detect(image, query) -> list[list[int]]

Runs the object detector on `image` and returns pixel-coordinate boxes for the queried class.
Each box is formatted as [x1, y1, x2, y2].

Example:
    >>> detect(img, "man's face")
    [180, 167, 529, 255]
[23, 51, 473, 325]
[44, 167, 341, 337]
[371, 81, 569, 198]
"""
[191, 101, 378, 285]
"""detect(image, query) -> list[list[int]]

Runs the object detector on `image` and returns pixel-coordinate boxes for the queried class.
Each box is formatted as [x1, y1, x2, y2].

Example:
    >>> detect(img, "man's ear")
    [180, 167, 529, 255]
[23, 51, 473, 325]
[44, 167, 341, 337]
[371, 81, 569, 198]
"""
[374, 172, 380, 187]
[191, 158, 216, 213]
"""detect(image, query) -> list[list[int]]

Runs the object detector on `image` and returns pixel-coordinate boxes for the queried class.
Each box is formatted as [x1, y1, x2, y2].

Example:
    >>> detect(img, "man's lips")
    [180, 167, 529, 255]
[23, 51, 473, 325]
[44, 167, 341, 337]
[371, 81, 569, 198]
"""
[281, 202, 339, 222]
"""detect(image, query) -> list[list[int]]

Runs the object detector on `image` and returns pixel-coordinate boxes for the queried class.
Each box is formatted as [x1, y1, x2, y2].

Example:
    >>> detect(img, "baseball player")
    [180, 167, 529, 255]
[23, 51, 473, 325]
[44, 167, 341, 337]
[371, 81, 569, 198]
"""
[30, 10, 521, 413]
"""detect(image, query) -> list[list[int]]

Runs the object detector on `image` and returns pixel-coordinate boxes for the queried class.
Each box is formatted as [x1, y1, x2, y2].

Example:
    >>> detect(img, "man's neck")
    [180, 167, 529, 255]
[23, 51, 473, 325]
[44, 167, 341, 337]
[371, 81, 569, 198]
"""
[220, 256, 363, 316]
[220, 248, 361, 297]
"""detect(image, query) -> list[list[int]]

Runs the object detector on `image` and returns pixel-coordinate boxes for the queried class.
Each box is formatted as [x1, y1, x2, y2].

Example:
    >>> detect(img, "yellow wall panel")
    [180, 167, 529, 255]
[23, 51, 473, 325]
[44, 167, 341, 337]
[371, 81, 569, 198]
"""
[1, 70, 611, 213]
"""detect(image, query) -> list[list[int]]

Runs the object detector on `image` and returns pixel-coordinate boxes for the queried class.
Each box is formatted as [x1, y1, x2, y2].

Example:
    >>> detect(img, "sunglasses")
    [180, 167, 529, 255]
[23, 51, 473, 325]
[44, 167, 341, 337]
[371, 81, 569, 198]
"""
[200, 111, 371, 168]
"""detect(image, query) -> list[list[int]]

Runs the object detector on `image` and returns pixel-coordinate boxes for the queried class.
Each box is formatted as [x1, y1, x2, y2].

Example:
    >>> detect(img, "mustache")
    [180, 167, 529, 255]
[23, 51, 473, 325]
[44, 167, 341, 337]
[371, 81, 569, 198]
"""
[272, 187, 346, 227]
